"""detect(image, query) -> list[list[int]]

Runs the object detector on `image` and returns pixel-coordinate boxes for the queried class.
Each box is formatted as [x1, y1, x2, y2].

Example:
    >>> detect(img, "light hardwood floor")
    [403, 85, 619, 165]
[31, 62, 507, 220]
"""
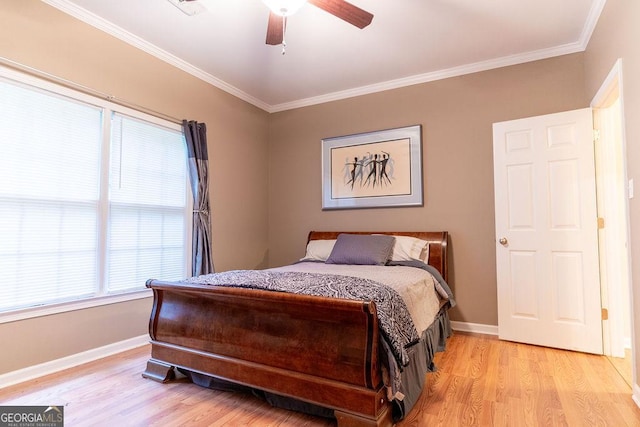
[1, 332, 639, 426]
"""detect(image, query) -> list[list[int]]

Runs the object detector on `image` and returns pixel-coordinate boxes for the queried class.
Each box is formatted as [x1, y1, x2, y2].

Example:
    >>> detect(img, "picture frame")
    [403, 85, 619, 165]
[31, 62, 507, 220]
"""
[322, 124, 423, 210]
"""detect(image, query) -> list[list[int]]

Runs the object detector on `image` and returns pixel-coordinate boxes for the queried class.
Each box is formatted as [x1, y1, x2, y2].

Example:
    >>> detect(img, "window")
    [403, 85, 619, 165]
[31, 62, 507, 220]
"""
[108, 114, 189, 292]
[0, 69, 191, 317]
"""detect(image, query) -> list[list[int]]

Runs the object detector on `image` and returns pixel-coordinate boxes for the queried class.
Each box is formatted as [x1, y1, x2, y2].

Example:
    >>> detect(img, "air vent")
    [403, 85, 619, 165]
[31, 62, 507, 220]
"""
[167, 0, 206, 16]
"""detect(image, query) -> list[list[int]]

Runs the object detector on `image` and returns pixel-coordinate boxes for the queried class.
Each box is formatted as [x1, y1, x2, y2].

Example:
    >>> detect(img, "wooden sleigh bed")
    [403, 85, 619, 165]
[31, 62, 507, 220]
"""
[143, 231, 452, 427]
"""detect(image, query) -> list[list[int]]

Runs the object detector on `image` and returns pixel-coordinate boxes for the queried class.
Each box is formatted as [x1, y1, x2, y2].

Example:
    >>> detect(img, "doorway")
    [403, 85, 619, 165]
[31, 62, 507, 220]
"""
[592, 59, 634, 387]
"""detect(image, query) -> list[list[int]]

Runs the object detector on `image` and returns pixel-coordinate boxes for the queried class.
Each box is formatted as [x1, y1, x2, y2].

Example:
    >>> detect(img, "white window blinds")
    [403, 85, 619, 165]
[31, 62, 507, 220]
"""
[108, 114, 188, 292]
[0, 74, 190, 314]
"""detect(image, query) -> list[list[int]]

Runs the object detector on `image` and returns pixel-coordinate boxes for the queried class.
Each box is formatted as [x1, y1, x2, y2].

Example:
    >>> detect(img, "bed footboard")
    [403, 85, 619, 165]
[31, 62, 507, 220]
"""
[143, 280, 392, 426]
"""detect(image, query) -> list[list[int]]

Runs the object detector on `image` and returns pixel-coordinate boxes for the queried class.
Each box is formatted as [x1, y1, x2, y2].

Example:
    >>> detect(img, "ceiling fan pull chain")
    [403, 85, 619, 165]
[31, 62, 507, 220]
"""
[282, 15, 287, 55]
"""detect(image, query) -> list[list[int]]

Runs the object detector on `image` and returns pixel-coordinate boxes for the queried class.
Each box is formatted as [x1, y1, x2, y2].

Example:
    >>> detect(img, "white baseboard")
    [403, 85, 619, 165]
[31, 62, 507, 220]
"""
[450, 320, 499, 336]
[634, 384, 640, 410]
[0, 334, 149, 389]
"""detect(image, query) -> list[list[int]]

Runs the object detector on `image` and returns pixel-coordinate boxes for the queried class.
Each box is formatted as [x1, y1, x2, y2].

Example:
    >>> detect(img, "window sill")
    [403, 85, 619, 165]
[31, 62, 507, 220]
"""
[0, 290, 153, 324]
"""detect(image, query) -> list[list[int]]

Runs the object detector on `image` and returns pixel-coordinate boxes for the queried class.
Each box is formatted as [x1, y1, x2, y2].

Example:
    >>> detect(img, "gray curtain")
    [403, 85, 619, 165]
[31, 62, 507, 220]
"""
[183, 120, 214, 276]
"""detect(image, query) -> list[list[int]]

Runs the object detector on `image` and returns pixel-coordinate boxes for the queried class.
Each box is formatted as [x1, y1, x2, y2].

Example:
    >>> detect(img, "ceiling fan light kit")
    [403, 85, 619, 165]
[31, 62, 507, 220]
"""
[182, 0, 373, 54]
[265, 0, 373, 53]
[262, 0, 310, 54]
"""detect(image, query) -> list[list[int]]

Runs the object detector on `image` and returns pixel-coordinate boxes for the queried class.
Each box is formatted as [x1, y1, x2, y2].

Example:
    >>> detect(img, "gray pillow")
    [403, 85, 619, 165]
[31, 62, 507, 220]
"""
[326, 233, 395, 265]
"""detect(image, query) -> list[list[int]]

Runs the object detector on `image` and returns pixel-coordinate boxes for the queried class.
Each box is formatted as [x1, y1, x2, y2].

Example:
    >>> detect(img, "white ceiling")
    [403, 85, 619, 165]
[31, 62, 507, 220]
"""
[43, 0, 606, 112]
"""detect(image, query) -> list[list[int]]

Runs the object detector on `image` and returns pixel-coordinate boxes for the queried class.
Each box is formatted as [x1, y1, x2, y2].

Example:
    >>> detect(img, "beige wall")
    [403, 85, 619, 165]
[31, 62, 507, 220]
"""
[268, 54, 588, 326]
[584, 0, 640, 395]
[0, 1, 269, 374]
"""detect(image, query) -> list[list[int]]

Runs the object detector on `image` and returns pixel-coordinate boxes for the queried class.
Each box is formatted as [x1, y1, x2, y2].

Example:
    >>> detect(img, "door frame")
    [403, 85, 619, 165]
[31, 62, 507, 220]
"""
[591, 59, 635, 380]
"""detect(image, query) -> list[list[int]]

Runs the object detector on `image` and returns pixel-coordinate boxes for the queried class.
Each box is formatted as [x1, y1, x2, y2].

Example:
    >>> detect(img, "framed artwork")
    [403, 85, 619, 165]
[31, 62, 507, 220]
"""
[322, 125, 423, 210]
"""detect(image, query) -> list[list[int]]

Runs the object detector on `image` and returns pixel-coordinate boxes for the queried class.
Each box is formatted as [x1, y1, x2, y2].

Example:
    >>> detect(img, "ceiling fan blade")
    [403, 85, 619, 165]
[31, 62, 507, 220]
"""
[266, 12, 284, 45]
[308, 0, 373, 29]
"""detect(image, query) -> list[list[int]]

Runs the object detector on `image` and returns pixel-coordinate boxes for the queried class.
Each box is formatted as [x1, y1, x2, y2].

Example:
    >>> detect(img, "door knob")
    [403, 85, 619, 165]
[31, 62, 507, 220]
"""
[498, 237, 508, 245]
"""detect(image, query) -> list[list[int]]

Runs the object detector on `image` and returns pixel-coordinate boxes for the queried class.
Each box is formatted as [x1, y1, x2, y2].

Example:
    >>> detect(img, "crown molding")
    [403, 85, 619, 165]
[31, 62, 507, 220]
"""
[269, 41, 585, 112]
[579, 0, 608, 50]
[41, 0, 271, 112]
[269, 0, 608, 112]
[43, 0, 607, 114]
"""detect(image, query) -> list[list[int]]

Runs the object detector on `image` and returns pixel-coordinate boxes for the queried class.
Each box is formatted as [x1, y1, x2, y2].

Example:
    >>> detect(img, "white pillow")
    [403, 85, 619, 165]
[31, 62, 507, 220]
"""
[300, 239, 336, 262]
[388, 235, 430, 262]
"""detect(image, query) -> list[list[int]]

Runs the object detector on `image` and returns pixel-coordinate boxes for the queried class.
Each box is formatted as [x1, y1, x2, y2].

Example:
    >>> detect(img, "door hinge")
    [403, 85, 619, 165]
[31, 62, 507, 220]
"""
[598, 217, 605, 229]
[602, 308, 609, 320]
[594, 129, 601, 142]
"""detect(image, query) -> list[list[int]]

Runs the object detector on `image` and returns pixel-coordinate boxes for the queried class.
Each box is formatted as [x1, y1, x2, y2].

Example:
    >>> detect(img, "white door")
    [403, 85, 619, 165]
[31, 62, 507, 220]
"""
[493, 108, 603, 354]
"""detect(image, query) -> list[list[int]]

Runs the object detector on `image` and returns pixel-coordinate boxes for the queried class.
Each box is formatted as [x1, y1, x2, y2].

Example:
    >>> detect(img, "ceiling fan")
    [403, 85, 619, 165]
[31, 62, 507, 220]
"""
[177, 0, 373, 50]
[263, 0, 373, 46]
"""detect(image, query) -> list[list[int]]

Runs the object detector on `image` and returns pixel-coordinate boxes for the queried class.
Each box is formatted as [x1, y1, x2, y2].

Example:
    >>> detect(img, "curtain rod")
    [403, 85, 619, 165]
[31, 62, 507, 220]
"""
[0, 56, 183, 125]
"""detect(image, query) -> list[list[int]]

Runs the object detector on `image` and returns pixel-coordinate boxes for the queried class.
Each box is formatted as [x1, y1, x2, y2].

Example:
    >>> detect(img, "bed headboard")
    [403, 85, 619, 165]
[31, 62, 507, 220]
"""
[307, 231, 448, 282]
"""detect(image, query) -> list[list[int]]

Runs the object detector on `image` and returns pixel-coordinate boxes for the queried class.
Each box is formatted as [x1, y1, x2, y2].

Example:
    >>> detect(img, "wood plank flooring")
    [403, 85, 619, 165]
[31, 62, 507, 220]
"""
[1, 332, 639, 426]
